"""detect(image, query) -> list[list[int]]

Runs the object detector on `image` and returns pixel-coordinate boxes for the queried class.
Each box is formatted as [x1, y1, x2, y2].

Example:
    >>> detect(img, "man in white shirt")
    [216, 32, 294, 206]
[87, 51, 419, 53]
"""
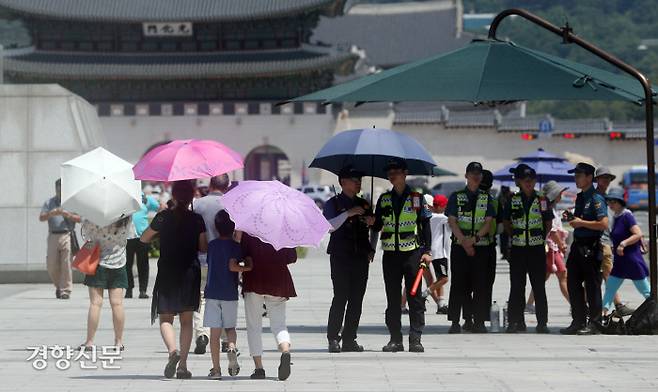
[191, 174, 230, 354]
[422, 194, 452, 314]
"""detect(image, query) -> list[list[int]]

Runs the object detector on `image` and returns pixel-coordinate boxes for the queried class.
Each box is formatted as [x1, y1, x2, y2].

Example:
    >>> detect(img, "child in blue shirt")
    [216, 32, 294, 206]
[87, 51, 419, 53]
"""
[204, 210, 252, 380]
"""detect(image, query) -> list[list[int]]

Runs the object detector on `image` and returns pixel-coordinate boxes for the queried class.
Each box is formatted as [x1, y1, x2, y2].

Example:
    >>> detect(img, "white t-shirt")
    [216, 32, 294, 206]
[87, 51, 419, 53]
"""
[192, 191, 224, 265]
[429, 213, 451, 259]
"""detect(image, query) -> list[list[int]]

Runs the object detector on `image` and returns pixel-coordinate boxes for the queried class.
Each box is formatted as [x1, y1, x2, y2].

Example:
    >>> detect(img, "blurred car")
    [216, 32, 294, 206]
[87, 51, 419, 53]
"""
[621, 166, 658, 210]
[296, 184, 335, 208]
[431, 181, 465, 198]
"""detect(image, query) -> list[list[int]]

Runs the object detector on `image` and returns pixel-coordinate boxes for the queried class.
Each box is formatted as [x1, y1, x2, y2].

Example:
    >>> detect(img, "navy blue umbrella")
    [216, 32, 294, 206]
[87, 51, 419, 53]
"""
[310, 128, 436, 179]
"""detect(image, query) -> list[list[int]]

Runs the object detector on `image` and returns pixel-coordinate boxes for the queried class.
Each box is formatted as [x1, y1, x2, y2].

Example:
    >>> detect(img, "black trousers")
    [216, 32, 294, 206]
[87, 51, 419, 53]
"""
[567, 239, 603, 326]
[509, 246, 548, 326]
[383, 249, 425, 342]
[448, 245, 489, 324]
[327, 253, 369, 342]
[126, 238, 149, 292]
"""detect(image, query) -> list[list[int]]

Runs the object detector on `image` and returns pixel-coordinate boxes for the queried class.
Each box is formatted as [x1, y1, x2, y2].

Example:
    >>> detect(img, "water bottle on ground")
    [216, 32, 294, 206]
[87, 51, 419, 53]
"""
[490, 301, 500, 332]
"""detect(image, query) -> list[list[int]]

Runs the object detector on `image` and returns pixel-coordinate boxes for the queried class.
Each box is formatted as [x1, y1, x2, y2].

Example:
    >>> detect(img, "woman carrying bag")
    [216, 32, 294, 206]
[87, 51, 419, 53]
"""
[601, 188, 651, 316]
[78, 217, 131, 351]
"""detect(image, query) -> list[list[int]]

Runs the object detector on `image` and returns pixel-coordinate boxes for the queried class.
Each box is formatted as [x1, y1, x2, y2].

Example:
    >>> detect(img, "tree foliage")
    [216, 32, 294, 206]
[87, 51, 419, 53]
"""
[463, 0, 658, 121]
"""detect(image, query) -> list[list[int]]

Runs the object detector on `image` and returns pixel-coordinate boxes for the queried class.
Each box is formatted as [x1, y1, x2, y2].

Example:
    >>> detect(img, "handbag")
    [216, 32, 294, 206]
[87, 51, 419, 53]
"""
[72, 224, 100, 275]
[72, 241, 100, 275]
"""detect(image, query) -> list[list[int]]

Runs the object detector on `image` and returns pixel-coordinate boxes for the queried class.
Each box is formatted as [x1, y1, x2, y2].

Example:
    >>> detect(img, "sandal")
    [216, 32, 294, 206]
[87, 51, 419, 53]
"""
[227, 348, 240, 376]
[176, 367, 192, 379]
[78, 344, 94, 352]
[208, 368, 222, 380]
[164, 350, 180, 379]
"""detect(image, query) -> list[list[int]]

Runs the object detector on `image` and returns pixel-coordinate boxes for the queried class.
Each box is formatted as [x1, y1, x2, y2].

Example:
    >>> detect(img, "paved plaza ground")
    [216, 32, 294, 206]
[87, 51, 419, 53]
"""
[1, 247, 657, 392]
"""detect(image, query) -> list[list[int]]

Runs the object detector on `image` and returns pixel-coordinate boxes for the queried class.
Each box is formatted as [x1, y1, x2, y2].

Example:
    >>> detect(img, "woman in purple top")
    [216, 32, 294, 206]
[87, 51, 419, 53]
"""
[601, 189, 650, 315]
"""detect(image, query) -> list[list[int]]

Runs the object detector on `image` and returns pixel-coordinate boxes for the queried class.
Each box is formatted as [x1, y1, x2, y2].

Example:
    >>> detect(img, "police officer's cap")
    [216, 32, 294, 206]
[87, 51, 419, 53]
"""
[480, 169, 494, 190]
[568, 162, 595, 175]
[466, 161, 483, 174]
[509, 163, 537, 179]
[338, 165, 365, 179]
[384, 158, 408, 172]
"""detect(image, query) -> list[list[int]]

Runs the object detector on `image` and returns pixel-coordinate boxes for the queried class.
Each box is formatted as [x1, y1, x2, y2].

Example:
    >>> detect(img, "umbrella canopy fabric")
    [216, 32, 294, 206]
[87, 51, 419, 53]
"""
[310, 128, 436, 179]
[221, 181, 331, 250]
[61, 147, 141, 227]
[432, 166, 457, 176]
[514, 148, 565, 162]
[133, 139, 243, 181]
[492, 160, 575, 185]
[289, 39, 655, 104]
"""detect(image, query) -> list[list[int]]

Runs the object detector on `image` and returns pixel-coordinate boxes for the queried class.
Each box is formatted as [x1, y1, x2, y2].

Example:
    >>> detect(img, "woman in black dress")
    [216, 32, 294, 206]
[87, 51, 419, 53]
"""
[141, 180, 207, 379]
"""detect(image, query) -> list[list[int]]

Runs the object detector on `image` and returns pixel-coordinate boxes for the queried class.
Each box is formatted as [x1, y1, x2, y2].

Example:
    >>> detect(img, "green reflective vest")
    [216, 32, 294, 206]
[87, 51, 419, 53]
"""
[510, 192, 547, 247]
[379, 192, 419, 252]
[455, 189, 491, 246]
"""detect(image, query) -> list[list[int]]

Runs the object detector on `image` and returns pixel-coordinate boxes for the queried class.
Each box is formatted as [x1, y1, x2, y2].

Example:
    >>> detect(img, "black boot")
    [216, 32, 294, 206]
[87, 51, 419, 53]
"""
[382, 340, 404, 352]
[341, 340, 364, 352]
[408, 336, 424, 353]
[328, 339, 341, 353]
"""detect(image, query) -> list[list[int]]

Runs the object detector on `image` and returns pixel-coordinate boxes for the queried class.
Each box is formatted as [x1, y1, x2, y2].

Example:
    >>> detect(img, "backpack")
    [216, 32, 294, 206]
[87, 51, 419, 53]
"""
[625, 298, 658, 335]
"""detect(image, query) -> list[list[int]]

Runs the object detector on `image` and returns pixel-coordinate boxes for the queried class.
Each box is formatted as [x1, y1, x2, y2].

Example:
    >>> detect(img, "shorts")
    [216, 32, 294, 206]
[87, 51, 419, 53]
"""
[600, 243, 613, 274]
[431, 258, 449, 278]
[84, 265, 128, 289]
[546, 250, 566, 274]
[203, 299, 238, 329]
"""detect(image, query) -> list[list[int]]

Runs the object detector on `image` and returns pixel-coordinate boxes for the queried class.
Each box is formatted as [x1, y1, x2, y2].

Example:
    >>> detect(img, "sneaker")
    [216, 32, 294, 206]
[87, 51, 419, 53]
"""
[382, 340, 404, 352]
[525, 304, 535, 314]
[250, 368, 266, 380]
[164, 350, 180, 378]
[194, 335, 209, 355]
[208, 367, 222, 380]
[55, 290, 61, 299]
[615, 303, 635, 317]
[278, 352, 291, 381]
[227, 348, 240, 376]
[328, 339, 341, 353]
[341, 340, 364, 352]
[448, 322, 461, 334]
[60, 293, 70, 300]
[436, 305, 449, 315]
[138, 291, 149, 299]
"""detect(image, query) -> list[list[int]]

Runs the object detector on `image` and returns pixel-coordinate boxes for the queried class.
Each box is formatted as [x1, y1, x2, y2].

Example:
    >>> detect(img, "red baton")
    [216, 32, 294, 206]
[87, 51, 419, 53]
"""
[410, 262, 428, 296]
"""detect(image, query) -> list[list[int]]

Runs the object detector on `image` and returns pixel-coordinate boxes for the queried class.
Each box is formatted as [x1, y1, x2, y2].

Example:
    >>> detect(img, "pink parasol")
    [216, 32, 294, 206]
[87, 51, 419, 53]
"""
[222, 181, 331, 250]
[133, 139, 243, 181]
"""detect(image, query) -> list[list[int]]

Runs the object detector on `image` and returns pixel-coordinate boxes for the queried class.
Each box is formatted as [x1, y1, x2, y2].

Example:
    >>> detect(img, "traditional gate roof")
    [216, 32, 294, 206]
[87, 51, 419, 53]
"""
[0, 0, 346, 22]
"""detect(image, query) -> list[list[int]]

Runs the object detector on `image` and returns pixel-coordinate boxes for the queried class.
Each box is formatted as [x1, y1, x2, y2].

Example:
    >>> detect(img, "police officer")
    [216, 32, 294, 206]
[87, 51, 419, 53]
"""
[371, 158, 432, 352]
[560, 162, 609, 335]
[323, 166, 374, 353]
[446, 162, 496, 334]
[503, 164, 554, 334]
[480, 170, 499, 323]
